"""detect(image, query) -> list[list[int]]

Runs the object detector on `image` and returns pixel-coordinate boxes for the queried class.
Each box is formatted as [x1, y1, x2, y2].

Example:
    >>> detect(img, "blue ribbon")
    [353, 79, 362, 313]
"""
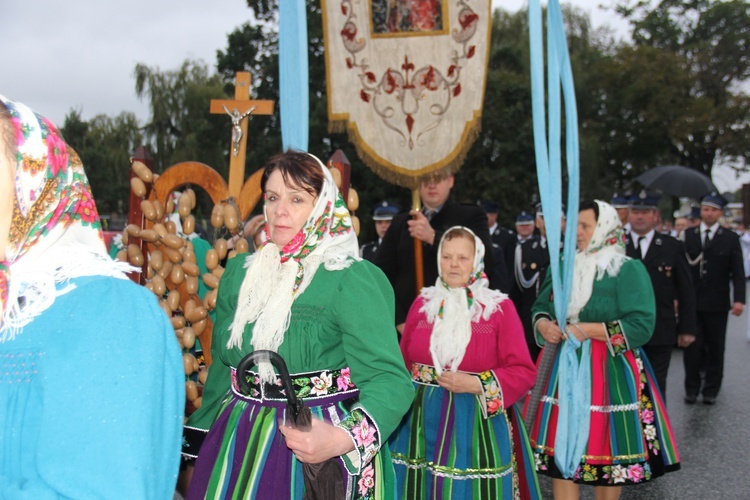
[279, 0, 309, 151]
[529, 0, 587, 478]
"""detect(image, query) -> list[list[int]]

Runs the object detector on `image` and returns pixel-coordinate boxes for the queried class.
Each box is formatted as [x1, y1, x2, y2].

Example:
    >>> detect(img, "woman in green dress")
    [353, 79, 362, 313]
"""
[524, 200, 680, 500]
[181, 150, 414, 499]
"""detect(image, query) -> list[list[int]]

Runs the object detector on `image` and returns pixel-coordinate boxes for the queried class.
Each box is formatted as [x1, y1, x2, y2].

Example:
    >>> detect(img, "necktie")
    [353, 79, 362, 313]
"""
[637, 236, 644, 258]
[703, 228, 711, 248]
[423, 209, 436, 221]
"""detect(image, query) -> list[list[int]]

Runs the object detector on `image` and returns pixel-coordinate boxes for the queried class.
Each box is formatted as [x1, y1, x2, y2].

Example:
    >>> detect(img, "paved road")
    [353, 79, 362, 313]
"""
[538, 286, 750, 499]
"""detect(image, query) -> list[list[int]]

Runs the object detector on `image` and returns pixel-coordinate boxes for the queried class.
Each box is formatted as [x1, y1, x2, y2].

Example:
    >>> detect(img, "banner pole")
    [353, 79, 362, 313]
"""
[412, 189, 424, 294]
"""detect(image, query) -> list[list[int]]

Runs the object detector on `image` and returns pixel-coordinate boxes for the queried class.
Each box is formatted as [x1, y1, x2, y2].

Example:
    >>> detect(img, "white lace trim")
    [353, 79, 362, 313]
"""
[540, 395, 640, 413]
[1, 243, 134, 342]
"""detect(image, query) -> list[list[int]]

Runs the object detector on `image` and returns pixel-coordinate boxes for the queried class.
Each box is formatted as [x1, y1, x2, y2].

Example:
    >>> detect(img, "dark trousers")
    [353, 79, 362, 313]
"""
[643, 344, 673, 400]
[683, 310, 729, 398]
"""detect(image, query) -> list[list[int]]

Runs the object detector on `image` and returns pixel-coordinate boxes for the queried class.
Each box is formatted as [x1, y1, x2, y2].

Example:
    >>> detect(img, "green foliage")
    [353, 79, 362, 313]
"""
[134, 59, 229, 174]
[62, 111, 143, 216]
[612, 0, 750, 177]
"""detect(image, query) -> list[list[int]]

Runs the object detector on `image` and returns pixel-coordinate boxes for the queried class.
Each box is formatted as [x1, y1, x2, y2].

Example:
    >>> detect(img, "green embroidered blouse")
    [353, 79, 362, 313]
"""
[532, 258, 656, 355]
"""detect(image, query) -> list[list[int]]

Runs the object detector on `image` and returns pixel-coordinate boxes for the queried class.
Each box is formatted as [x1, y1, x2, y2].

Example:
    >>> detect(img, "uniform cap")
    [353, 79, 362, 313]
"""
[372, 201, 400, 221]
[515, 211, 535, 225]
[611, 193, 630, 209]
[478, 199, 499, 214]
[628, 190, 660, 210]
[700, 191, 726, 210]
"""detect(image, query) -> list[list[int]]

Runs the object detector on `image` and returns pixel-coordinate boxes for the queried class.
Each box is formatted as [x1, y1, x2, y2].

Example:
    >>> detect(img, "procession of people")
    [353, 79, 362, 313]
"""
[2, 81, 747, 499]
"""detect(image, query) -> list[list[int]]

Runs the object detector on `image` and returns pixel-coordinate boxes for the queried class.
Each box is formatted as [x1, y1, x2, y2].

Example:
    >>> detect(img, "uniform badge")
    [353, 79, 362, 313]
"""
[532, 241, 538, 249]
[665, 266, 672, 278]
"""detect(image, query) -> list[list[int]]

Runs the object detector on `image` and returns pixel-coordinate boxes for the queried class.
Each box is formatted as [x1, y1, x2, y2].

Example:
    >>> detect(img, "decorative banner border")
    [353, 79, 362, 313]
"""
[322, 0, 492, 188]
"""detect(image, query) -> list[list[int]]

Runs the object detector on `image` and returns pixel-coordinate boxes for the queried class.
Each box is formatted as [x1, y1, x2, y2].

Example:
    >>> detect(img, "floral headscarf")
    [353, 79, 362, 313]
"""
[0, 95, 131, 341]
[227, 152, 359, 382]
[555, 199, 629, 478]
[419, 226, 508, 374]
[566, 200, 629, 322]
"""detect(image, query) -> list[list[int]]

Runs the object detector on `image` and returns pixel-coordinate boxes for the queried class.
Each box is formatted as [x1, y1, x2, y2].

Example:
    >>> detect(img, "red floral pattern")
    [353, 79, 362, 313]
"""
[605, 321, 629, 356]
[338, 0, 480, 150]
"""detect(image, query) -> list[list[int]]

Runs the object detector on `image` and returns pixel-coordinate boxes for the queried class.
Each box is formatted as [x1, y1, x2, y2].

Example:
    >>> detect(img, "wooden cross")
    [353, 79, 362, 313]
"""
[210, 72, 274, 198]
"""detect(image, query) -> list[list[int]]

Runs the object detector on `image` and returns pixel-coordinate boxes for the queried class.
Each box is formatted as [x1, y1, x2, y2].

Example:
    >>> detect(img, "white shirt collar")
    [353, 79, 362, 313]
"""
[632, 229, 655, 256]
[700, 221, 720, 234]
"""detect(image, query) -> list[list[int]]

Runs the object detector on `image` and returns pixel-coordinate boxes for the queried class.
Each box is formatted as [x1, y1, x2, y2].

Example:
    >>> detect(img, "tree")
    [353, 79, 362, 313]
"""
[61, 111, 143, 216]
[134, 60, 230, 175]
[611, 0, 750, 179]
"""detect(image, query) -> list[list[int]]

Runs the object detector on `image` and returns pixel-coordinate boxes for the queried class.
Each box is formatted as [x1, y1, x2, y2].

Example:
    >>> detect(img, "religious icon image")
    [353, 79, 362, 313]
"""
[371, 0, 443, 34]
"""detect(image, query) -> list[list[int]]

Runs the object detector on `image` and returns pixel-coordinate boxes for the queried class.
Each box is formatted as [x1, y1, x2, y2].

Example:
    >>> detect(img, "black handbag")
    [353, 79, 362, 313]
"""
[236, 350, 344, 500]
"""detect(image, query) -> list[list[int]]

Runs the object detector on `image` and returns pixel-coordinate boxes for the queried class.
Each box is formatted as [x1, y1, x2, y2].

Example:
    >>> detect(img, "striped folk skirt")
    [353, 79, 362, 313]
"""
[523, 345, 681, 486]
[187, 367, 397, 500]
[389, 363, 541, 499]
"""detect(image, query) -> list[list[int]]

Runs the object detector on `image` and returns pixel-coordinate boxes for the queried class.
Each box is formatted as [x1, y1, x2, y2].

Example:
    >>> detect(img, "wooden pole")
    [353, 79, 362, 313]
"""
[412, 189, 424, 293]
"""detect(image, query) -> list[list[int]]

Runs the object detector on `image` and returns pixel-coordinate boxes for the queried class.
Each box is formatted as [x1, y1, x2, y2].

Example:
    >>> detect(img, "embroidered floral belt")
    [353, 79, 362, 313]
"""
[230, 365, 359, 406]
[410, 362, 441, 386]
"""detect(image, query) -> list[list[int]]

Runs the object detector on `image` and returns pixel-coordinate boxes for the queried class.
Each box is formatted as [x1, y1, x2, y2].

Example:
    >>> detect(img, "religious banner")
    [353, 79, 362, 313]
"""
[322, 0, 492, 188]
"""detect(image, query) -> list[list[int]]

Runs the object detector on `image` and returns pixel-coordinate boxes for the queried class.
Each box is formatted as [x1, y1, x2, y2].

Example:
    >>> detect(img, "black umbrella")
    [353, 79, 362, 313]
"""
[236, 350, 344, 500]
[634, 165, 717, 200]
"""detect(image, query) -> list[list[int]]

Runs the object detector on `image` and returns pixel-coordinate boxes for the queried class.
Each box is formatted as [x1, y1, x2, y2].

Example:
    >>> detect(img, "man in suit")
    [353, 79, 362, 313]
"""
[480, 199, 514, 294]
[534, 201, 566, 250]
[626, 191, 696, 398]
[509, 211, 549, 362]
[683, 192, 745, 405]
[360, 201, 400, 262]
[374, 170, 494, 334]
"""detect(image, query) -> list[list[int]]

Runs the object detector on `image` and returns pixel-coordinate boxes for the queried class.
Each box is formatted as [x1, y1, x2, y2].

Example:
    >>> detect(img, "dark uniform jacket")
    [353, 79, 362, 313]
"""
[626, 232, 697, 345]
[360, 239, 381, 262]
[489, 225, 515, 294]
[373, 199, 493, 325]
[684, 225, 746, 311]
[509, 235, 550, 343]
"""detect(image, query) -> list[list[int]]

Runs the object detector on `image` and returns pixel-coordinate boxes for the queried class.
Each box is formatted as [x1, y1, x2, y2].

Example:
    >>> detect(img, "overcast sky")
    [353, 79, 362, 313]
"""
[0, 1, 743, 191]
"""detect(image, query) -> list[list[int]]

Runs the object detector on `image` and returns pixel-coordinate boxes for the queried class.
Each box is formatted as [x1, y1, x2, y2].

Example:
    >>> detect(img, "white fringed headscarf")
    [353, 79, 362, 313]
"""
[567, 200, 629, 322]
[0, 96, 133, 342]
[420, 226, 508, 375]
[227, 153, 360, 382]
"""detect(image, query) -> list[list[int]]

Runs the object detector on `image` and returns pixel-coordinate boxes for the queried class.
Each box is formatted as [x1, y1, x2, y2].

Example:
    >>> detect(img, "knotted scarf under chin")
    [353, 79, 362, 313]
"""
[227, 244, 310, 384]
[427, 286, 473, 376]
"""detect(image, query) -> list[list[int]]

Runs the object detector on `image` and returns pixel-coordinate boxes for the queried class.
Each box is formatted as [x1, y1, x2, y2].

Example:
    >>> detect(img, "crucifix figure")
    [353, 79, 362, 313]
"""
[222, 105, 256, 157]
[210, 72, 275, 198]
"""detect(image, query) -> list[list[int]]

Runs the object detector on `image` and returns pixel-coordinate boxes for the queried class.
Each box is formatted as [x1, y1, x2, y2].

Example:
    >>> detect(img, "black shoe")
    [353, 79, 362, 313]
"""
[703, 396, 716, 405]
[684, 395, 697, 404]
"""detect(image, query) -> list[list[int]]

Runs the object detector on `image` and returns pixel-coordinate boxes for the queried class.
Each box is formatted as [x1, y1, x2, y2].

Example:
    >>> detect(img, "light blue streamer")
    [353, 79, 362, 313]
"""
[529, 0, 586, 479]
[279, 0, 309, 151]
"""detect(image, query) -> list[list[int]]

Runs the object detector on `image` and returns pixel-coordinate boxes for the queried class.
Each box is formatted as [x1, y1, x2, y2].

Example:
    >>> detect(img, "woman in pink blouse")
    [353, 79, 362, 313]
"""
[390, 226, 540, 499]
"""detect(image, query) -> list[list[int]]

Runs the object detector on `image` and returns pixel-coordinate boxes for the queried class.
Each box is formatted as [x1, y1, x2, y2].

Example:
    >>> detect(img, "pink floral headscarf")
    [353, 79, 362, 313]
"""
[228, 153, 360, 382]
[0, 95, 130, 340]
